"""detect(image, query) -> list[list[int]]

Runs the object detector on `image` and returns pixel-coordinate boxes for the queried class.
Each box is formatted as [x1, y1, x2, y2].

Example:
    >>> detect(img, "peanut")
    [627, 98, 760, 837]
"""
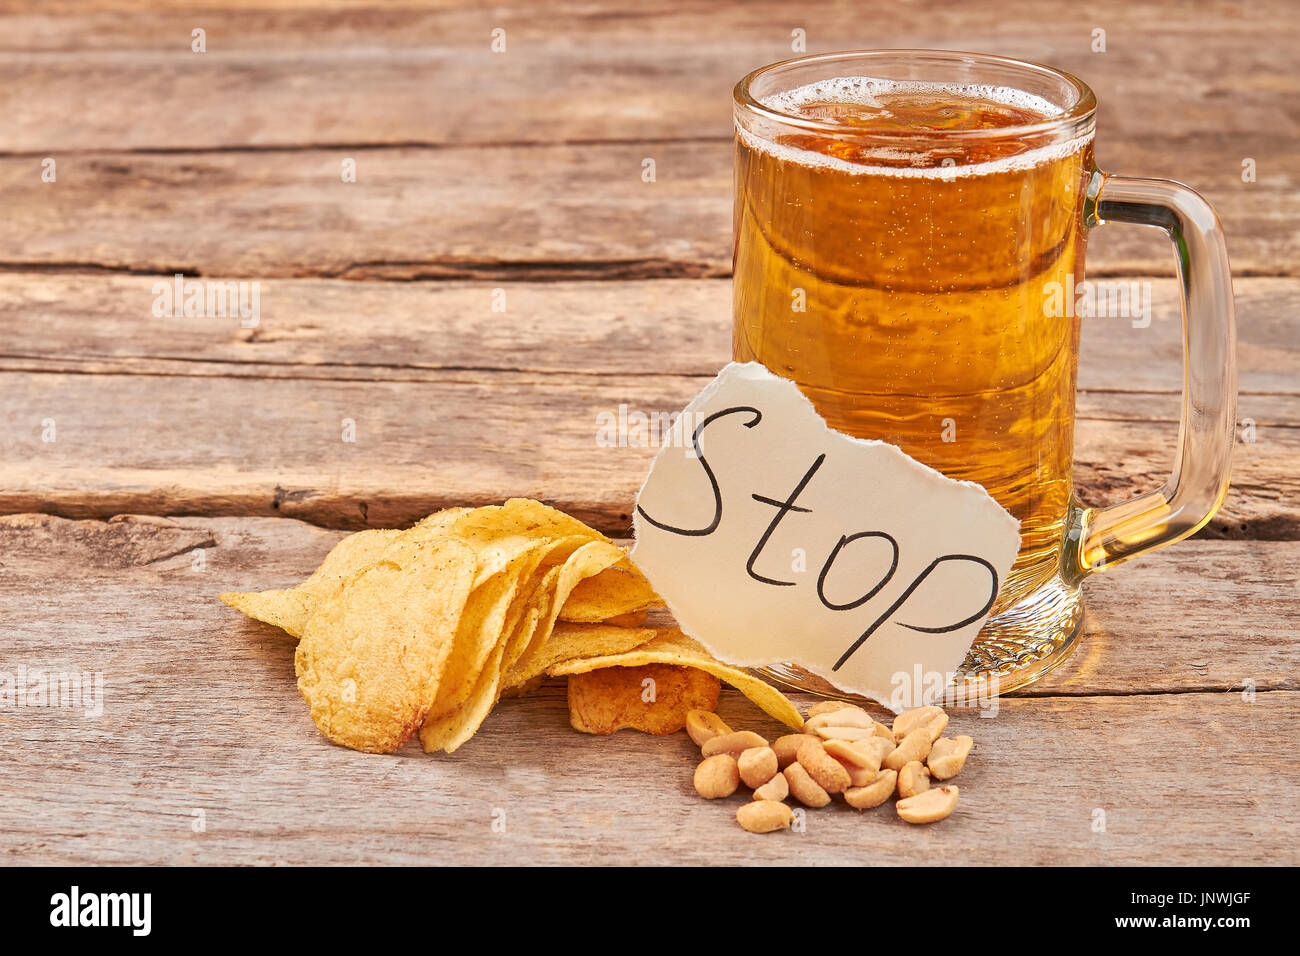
[821, 738, 880, 771]
[927, 735, 973, 780]
[685, 709, 732, 747]
[883, 727, 933, 771]
[863, 736, 895, 766]
[845, 762, 879, 787]
[891, 705, 948, 744]
[872, 721, 896, 745]
[737, 746, 779, 788]
[701, 729, 768, 758]
[784, 762, 831, 807]
[805, 707, 873, 734]
[897, 760, 932, 799]
[806, 700, 849, 719]
[844, 769, 896, 809]
[693, 754, 740, 799]
[737, 800, 793, 834]
[772, 733, 819, 769]
[897, 785, 959, 824]
[795, 737, 851, 794]
[753, 772, 789, 802]
[814, 724, 875, 742]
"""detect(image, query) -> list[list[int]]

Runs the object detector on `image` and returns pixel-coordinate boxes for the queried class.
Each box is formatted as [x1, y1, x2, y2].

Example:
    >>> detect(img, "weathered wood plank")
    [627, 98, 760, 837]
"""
[0, 516, 1293, 866]
[0, 0, 1294, 152]
[0, 274, 1295, 394]
[0, 369, 1290, 534]
[0, 273, 1288, 534]
[1, 141, 1290, 278]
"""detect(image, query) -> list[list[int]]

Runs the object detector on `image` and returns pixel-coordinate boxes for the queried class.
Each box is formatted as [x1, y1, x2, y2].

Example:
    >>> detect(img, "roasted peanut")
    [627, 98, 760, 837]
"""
[806, 700, 849, 719]
[694, 754, 740, 799]
[738, 746, 779, 788]
[796, 737, 851, 794]
[701, 729, 768, 758]
[884, 727, 933, 771]
[897, 760, 932, 799]
[897, 785, 959, 824]
[805, 707, 873, 734]
[927, 735, 973, 780]
[737, 800, 793, 834]
[685, 709, 732, 747]
[845, 762, 879, 787]
[784, 762, 831, 807]
[844, 769, 896, 809]
[872, 721, 896, 745]
[891, 705, 948, 744]
[753, 772, 789, 802]
[821, 738, 880, 772]
[863, 736, 895, 766]
[772, 733, 819, 769]
[814, 724, 875, 742]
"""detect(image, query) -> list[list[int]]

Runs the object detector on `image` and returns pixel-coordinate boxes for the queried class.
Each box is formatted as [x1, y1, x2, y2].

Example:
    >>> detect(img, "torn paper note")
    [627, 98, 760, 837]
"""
[631, 362, 1021, 710]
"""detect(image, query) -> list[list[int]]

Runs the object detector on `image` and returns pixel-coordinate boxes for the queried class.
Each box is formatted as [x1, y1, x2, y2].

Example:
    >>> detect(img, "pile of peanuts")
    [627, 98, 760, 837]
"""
[688, 701, 973, 834]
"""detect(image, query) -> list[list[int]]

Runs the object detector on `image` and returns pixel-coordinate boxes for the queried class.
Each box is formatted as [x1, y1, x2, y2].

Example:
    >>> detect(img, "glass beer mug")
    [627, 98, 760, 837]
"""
[732, 50, 1236, 695]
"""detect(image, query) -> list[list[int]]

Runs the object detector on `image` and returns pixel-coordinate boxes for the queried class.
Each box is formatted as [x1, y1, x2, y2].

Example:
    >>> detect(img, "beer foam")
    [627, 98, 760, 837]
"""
[743, 77, 1093, 178]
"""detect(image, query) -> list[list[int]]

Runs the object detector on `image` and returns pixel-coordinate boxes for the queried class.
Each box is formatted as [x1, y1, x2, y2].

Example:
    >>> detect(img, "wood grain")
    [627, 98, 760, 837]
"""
[0, 273, 1290, 534]
[0, 0, 1294, 152]
[0, 514, 1295, 865]
[2, 0, 1293, 276]
[0, 274, 1295, 393]
[1, 140, 1292, 279]
[0, 367, 1291, 534]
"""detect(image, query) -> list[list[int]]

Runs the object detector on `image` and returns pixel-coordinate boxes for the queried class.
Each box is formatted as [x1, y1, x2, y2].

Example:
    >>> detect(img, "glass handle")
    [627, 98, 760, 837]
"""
[1068, 173, 1238, 579]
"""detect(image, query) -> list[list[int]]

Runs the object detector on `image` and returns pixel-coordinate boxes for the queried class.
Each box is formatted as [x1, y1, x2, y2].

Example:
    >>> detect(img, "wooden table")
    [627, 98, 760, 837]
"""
[1, 0, 1295, 866]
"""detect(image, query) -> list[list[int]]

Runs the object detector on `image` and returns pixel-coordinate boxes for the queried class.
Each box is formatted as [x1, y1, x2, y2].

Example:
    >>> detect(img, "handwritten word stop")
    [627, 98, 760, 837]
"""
[631, 363, 1020, 709]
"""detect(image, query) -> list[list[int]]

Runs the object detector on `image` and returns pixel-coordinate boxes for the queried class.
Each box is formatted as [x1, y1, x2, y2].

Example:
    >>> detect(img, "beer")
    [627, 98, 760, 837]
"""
[734, 79, 1094, 606]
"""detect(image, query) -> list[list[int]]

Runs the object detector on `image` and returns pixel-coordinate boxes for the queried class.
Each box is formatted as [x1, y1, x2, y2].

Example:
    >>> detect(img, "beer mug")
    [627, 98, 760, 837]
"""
[732, 50, 1236, 695]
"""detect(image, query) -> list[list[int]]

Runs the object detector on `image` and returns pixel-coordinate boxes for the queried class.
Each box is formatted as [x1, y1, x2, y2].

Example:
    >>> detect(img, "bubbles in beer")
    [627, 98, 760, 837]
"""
[747, 78, 1091, 177]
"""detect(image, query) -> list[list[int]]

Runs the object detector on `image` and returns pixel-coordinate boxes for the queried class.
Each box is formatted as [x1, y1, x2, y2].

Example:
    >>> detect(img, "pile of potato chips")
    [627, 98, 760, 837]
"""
[220, 499, 802, 754]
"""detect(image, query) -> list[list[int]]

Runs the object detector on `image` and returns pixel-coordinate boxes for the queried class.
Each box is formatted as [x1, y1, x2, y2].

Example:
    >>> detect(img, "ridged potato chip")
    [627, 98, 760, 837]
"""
[220, 501, 638, 638]
[219, 528, 402, 638]
[567, 664, 721, 735]
[557, 559, 662, 623]
[421, 535, 588, 728]
[293, 535, 475, 753]
[420, 539, 629, 753]
[547, 628, 804, 730]
[222, 499, 677, 755]
[504, 622, 659, 689]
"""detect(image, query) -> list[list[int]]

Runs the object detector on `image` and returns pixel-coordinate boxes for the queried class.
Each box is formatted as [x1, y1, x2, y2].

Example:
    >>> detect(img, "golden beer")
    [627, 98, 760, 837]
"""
[734, 79, 1094, 608]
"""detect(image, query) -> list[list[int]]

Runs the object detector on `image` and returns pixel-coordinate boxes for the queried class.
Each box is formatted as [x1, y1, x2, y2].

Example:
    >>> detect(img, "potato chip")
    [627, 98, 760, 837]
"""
[449, 498, 611, 545]
[504, 622, 658, 689]
[567, 664, 721, 735]
[601, 609, 650, 628]
[218, 587, 314, 639]
[221, 502, 639, 645]
[219, 528, 402, 637]
[500, 674, 545, 699]
[547, 628, 805, 730]
[420, 539, 629, 753]
[293, 536, 475, 753]
[421, 536, 581, 727]
[222, 498, 691, 756]
[557, 559, 662, 623]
